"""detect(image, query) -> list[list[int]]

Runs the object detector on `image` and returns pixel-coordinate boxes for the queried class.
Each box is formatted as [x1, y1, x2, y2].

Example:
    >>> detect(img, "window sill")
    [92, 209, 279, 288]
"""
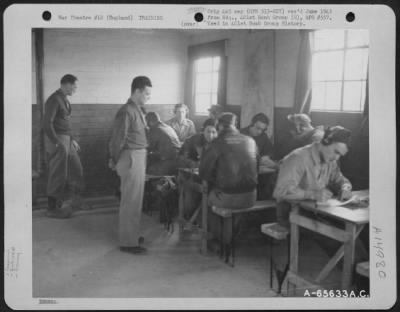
[310, 110, 364, 114]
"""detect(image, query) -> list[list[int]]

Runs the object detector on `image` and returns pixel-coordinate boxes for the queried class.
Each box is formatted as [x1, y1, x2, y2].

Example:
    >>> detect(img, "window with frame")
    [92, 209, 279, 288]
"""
[193, 56, 221, 115]
[311, 29, 369, 112]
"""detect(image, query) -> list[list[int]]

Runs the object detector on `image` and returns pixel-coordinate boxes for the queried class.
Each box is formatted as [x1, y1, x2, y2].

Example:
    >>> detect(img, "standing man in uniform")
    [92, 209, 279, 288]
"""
[109, 76, 152, 254]
[43, 74, 85, 218]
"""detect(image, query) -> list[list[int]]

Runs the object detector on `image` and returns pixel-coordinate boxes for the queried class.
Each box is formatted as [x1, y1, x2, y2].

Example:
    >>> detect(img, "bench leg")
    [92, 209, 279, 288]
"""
[269, 237, 273, 289]
[219, 215, 224, 259]
[278, 234, 291, 294]
[222, 216, 234, 266]
[268, 235, 290, 295]
[223, 217, 229, 264]
[231, 215, 235, 267]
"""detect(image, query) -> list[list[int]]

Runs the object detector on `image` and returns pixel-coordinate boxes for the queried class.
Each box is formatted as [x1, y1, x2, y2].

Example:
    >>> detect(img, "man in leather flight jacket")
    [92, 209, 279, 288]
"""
[199, 112, 258, 250]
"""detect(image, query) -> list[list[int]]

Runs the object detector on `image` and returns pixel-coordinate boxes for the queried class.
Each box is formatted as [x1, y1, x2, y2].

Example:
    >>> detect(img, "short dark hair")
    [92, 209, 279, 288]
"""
[202, 118, 218, 131]
[145, 111, 160, 124]
[218, 113, 237, 129]
[251, 113, 270, 126]
[322, 126, 351, 147]
[173, 103, 189, 114]
[131, 76, 152, 94]
[60, 74, 78, 85]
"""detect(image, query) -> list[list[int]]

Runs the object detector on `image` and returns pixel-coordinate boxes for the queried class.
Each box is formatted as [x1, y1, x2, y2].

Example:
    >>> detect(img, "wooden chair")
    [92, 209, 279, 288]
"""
[211, 200, 276, 266]
[261, 222, 290, 295]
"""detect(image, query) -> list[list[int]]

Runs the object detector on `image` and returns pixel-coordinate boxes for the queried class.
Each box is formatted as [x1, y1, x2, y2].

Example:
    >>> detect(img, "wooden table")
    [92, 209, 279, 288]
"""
[288, 190, 369, 292]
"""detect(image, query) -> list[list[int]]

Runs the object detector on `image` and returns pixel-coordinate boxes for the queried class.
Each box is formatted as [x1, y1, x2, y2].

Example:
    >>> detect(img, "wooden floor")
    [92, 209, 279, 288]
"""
[33, 204, 346, 299]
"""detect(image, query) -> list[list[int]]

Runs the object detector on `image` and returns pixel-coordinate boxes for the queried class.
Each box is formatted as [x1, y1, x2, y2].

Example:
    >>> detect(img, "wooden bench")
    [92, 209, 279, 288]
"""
[261, 222, 290, 295]
[211, 199, 276, 266]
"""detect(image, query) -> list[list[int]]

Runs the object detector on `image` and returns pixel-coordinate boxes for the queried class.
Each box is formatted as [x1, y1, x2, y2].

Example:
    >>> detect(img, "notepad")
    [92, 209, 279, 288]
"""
[317, 195, 358, 207]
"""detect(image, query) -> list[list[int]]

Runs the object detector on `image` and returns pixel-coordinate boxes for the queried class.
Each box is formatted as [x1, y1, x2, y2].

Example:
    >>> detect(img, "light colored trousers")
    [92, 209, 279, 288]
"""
[45, 134, 84, 201]
[116, 149, 147, 247]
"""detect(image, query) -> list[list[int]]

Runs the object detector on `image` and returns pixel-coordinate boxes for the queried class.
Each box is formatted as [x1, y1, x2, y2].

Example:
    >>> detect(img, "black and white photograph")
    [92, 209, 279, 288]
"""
[3, 4, 396, 310]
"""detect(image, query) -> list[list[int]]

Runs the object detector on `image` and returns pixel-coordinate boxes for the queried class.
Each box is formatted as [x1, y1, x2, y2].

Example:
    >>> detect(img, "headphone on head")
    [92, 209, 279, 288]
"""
[321, 126, 351, 146]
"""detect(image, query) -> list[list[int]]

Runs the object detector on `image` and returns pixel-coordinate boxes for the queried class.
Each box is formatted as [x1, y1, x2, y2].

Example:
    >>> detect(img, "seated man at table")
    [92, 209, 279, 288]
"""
[278, 113, 325, 159]
[179, 118, 218, 168]
[178, 118, 218, 222]
[146, 112, 181, 175]
[241, 112, 275, 161]
[199, 113, 258, 249]
[273, 125, 353, 228]
[166, 103, 196, 143]
[208, 104, 224, 122]
[241, 112, 278, 199]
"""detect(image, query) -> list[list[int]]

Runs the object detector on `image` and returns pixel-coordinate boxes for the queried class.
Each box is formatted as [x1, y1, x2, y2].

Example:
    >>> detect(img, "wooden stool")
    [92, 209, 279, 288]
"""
[356, 261, 369, 278]
[211, 200, 276, 267]
[261, 222, 290, 294]
[355, 261, 369, 295]
[144, 175, 177, 232]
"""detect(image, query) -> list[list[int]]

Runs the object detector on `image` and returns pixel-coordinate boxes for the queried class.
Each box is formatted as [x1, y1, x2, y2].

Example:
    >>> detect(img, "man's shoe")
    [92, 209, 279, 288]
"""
[120, 246, 147, 254]
[45, 208, 72, 219]
[207, 239, 221, 254]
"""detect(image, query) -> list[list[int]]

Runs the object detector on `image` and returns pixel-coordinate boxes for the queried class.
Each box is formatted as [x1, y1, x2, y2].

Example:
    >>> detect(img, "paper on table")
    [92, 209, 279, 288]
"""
[317, 195, 358, 207]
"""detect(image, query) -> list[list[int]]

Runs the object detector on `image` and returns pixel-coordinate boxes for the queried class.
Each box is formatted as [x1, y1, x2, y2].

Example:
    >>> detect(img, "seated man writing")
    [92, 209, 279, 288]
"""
[273, 126, 353, 228]
[146, 112, 181, 175]
[199, 113, 258, 249]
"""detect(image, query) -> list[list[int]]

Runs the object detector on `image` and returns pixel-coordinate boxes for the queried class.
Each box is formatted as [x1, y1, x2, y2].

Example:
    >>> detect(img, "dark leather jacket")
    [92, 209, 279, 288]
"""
[147, 122, 181, 161]
[199, 128, 258, 194]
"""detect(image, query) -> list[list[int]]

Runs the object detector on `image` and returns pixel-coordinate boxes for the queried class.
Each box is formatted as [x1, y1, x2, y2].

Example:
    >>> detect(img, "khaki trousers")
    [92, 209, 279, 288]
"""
[45, 134, 84, 201]
[116, 149, 147, 247]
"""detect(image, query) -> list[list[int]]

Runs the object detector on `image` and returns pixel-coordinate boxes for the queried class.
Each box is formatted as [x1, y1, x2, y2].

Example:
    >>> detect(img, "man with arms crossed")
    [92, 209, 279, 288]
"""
[109, 76, 152, 254]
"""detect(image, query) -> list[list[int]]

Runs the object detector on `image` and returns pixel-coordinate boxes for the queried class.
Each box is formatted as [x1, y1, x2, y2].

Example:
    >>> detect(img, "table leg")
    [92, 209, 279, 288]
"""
[178, 173, 184, 241]
[342, 221, 357, 290]
[201, 181, 208, 255]
[289, 206, 300, 273]
[316, 225, 365, 284]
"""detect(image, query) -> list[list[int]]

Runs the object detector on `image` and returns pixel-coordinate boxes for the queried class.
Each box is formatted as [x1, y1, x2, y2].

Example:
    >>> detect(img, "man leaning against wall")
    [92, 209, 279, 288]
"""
[43, 74, 86, 219]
